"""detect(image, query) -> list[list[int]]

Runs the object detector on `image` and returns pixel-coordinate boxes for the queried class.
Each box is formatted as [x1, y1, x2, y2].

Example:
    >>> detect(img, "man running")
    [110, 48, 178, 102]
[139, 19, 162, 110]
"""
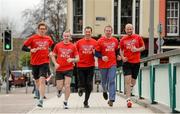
[22, 21, 54, 107]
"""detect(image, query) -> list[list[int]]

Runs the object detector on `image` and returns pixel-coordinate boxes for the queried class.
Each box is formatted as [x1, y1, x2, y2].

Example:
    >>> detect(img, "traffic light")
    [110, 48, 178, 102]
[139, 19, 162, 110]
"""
[3, 30, 13, 51]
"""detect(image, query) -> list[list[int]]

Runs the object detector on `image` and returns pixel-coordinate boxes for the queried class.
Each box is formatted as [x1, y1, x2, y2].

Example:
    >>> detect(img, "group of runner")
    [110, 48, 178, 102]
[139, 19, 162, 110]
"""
[22, 22, 145, 109]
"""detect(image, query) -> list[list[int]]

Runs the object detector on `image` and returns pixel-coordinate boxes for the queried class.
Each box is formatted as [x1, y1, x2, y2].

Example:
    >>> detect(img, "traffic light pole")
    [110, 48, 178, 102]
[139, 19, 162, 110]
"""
[3, 29, 13, 51]
[5, 52, 10, 94]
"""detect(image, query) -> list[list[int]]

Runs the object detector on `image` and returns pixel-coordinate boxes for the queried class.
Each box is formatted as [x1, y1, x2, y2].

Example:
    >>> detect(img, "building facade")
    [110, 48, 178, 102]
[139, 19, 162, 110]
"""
[67, 0, 180, 48]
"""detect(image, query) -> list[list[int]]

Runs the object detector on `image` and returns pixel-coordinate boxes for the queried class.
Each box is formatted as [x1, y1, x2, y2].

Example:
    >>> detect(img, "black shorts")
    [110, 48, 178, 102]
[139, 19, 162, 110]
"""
[32, 63, 49, 80]
[56, 70, 73, 80]
[122, 62, 140, 79]
[77, 67, 94, 88]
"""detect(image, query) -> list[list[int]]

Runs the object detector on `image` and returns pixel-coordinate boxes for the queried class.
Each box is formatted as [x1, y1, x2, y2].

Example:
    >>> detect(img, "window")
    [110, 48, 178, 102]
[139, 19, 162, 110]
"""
[121, 0, 133, 34]
[135, 0, 140, 34]
[113, 0, 140, 35]
[166, 1, 179, 36]
[73, 0, 83, 34]
[114, 0, 119, 34]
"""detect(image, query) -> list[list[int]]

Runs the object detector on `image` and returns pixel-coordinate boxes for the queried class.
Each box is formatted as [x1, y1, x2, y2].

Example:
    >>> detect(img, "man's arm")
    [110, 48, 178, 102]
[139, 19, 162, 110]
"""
[22, 45, 30, 52]
[49, 52, 59, 70]
[138, 45, 145, 52]
[94, 50, 102, 58]
[120, 48, 128, 62]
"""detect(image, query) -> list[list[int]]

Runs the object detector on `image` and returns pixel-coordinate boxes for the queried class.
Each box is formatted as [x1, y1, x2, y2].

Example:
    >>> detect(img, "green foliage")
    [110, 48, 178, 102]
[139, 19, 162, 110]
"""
[20, 53, 31, 67]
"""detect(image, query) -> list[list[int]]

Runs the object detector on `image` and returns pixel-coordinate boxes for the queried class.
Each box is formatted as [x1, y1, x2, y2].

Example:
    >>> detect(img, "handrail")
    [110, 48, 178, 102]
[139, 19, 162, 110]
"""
[141, 49, 180, 63]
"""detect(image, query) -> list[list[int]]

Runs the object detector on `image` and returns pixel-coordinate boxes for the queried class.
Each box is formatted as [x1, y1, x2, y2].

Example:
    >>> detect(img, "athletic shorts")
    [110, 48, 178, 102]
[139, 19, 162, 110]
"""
[122, 62, 140, 79]
[32, 63, 49, 80]
[55, 70, 73, 80]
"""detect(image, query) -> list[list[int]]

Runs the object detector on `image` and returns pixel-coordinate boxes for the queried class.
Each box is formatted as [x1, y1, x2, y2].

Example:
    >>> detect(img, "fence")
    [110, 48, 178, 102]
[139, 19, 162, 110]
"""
[115, 49, 180, 113]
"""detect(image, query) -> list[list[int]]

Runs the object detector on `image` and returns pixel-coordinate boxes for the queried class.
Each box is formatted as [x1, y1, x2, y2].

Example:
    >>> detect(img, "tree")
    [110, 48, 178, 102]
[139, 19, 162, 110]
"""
[22, 0, 67, 43]
[0, 18, 22, 75]
[0, 17, 20, 38]
[20, 53, 31, 67]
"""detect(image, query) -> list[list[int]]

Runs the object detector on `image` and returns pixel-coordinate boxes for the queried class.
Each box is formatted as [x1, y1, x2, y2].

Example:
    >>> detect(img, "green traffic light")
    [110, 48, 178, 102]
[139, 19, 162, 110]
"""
[5, 44, 10, 49]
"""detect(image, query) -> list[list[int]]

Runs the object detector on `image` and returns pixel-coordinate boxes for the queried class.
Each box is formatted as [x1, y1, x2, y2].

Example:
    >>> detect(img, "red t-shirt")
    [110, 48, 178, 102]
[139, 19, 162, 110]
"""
[119, 34, 145, 63]
[53, 42, 78, 71]
[76, 38, 97, 67]
[23, 34, 54, 65]
[96, 36, 118, 68]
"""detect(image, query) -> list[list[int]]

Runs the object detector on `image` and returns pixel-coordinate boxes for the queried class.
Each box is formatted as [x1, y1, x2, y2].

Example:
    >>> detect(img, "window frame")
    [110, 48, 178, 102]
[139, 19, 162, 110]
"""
[73, 0, 83, 34]
[166, 0, 180, 36]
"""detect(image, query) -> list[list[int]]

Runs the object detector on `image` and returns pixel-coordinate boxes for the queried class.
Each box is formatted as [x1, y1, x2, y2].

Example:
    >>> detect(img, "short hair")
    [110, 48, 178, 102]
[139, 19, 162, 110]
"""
[84, 26, 92, 32]
[63, 29, 71, 34]
[37, 21, 47, 29]
[125, 23, 134, 29]
[63, 30, 72, 40]
[104, 25, 113, 31]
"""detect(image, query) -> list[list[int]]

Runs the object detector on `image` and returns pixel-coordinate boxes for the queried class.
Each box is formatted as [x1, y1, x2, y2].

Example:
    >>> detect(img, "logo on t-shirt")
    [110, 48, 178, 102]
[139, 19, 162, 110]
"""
[60, 48, 72, 58]
[126, 39, 136, 49]
[82, 45, 94, 54]
[36, 41, 48, 50]
[104, 42, 115, 52]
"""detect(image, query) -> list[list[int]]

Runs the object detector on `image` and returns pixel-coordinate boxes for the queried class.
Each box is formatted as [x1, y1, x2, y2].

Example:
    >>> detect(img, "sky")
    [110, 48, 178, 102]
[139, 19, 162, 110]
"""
[0, 0, 41, 32]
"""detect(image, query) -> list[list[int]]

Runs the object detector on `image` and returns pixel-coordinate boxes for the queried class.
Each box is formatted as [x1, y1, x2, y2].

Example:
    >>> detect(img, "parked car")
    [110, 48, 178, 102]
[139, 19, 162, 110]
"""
[11, 70, 26, 87]
[22, 70, 33, 86]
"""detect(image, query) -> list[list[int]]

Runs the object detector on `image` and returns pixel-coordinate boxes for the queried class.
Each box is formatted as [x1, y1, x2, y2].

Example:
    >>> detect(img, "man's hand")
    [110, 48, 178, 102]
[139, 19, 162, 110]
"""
[102, 56, 108, 62]
[122, 56, 128, 62]
[67, 58, 74, 63]
[54, 63, 60, 70]
[117, 55, 122, 61]
[30, 48, 39, 53]
[131, 46, 139, 52]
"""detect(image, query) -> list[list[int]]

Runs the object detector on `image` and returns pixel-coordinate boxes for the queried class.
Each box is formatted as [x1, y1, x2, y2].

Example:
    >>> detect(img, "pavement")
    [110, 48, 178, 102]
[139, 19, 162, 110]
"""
[0, 82, 173, 114]
[26, 92, 155, 114]
[0, 83, 56, 114]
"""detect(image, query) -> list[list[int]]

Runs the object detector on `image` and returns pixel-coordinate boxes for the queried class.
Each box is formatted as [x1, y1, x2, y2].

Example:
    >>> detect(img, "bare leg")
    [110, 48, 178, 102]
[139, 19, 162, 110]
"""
[124, 75, 132, 98]
[39, 77, 46, 100]
[131, 78, 136, 87]
[35, 79, 40, 89]
[64, 76, 71, 101]
[56, 80, 64, 91]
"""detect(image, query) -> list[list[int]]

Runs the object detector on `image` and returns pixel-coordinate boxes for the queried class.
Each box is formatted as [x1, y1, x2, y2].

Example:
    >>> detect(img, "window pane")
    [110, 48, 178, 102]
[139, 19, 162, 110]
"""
[135, 0, 140, 34]
[175, 2, 178, 9]
[167, 2, 170, 9]
[173, 19, 177, 25]
[175, 11, 178, 17]
[167, 11, 170, 17]
[114, 0, 118, 34]
[171, 11, 174, 17]
[166, 1, 179, 35]
[172, 26, 177, 33]
[121, 0, 132, 34]
[167, 26, 170, 33]
[171, 2, 174, 9]
[73, 0, 83, 34]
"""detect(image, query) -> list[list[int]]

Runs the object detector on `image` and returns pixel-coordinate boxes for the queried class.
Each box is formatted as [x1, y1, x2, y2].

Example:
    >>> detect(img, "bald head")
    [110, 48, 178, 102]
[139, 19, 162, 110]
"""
[125, 23, 134, 36]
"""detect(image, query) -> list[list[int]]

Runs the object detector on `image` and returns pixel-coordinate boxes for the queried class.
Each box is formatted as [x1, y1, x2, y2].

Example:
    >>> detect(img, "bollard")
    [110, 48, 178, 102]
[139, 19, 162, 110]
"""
[25, 81, 28, 94]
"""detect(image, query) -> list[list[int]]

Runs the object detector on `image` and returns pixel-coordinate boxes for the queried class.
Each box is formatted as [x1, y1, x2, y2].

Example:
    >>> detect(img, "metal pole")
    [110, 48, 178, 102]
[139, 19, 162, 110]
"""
[5, 52, 9, 94]
[44, 0, 45, 21]
[148, 0, 154, 56]
[25, 81, 28, 94]
[157, 23, 162, 54]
